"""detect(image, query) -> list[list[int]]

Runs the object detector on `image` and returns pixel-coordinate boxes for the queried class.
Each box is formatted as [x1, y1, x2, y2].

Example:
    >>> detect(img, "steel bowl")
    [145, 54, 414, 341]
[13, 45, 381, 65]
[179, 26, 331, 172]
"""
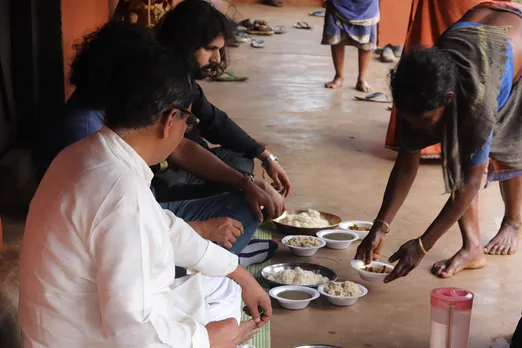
[273, 210, 342, 236]
[261, 262, 338, 288]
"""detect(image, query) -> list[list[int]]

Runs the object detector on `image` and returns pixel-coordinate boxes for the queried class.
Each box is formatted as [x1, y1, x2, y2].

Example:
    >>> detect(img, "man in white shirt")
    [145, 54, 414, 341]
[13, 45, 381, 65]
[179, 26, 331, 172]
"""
[19, 41, 271, 348]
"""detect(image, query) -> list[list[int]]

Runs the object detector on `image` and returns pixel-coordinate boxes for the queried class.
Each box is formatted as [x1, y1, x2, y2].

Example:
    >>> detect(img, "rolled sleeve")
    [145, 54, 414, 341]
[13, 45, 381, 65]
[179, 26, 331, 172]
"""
[163, 209, 239, 276]
[189, 242, 239, 276]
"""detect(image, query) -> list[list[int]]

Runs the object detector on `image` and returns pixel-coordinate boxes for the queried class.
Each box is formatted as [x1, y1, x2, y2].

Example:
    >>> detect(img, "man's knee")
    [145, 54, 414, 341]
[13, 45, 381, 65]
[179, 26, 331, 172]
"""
[206, 277, 242, 324]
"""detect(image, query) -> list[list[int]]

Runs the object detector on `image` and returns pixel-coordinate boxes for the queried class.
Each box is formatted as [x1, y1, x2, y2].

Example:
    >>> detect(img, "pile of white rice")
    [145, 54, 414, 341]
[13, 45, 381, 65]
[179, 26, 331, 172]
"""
[266, 267, 329, 286]
[279, 209, 329, 228]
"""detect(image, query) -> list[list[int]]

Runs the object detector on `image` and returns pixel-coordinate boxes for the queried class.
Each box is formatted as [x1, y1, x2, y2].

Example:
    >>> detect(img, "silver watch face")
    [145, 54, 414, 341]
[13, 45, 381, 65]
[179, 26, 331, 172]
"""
[263, 154, 278, 168]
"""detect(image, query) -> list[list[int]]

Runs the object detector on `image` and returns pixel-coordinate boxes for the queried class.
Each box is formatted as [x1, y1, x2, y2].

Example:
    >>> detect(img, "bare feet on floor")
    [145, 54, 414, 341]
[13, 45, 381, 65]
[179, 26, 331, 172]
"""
[235, 320, 259, 345]
[431, 248, 487, 279]
[484, 218, 522, 255]
[355, 79, 372, 92]
[325, 76, 343, 89]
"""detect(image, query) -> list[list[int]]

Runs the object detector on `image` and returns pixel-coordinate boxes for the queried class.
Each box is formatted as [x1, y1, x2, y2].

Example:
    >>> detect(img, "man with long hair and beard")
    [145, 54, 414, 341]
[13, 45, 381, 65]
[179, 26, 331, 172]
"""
[156, 0, 293, 204]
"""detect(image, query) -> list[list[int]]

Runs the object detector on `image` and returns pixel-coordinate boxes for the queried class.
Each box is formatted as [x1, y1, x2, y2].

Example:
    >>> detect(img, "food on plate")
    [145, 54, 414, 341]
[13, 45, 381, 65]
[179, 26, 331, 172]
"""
[277, 290, 313, 300]
[322, 232, 355, 241]
[350, 224, 371, 231]
[323, 281, 362, 297]
[365, 265, 392, 274]
[279, 209, 329, 228]
[266, 267, 329, 286]
[287, 236, 322, 248]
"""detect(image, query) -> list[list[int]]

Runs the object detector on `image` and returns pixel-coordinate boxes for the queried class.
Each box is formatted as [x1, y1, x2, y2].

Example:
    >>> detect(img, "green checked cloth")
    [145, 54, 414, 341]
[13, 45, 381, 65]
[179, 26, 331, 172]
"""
[240, 227, 272, 348]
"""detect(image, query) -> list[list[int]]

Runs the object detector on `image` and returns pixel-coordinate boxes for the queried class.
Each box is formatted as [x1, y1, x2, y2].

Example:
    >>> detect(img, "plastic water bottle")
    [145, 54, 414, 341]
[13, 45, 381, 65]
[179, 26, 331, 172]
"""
[430, 287, 474, 348]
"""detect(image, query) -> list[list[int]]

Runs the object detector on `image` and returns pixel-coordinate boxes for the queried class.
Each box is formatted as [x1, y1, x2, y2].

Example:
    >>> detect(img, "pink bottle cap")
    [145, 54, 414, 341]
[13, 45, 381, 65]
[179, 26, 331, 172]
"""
[431, 287, 474, 311]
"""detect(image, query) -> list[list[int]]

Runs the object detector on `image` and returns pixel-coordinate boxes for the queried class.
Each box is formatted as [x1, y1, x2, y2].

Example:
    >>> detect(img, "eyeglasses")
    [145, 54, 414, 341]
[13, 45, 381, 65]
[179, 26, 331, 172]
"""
[176, 107, 200, 133]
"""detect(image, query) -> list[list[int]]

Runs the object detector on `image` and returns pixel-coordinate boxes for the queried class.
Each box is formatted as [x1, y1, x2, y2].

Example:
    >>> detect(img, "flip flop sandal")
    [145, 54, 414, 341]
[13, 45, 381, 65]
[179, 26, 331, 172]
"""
[392, 45, 403, 57]
[254, 21, 273, 32]
[354, 92, 392, 103]
[274, 25, 287, 34]
[251, 39, 265, 48]
[380, 45, 396, 63]
[253, 20, 268, 26]
[211, 72, 249, 82]
[247, 29, 275, 36]
[294, 21, 312, 30]
[309, 10, 325, 17]
[235, 31, 251, 43]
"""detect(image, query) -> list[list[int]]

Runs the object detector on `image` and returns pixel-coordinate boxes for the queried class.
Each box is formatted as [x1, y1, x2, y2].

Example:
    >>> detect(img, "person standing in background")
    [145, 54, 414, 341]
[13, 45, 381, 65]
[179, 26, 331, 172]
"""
[322, 0, 380, 91]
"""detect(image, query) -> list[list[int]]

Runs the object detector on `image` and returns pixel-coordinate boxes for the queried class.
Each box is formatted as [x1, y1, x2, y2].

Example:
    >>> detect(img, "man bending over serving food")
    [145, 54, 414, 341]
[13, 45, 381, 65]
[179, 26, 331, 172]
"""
[37, 22, 282, 268]
[19, 41, 271, 348]
[356, 1, 522, 282]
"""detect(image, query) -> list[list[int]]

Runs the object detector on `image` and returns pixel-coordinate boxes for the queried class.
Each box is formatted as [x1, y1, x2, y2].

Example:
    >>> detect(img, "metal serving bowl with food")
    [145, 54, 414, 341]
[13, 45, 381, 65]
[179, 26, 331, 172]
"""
[273, 209, 342, 235]
[318, 281, 368, 307]
[351, 260, 394, 283]
[339, 220, 373, 240]
[261, 263, 338, 288]
[269, 285, 320, 310]
[282, 235, 326, 257]
[316, 230, 359, 250]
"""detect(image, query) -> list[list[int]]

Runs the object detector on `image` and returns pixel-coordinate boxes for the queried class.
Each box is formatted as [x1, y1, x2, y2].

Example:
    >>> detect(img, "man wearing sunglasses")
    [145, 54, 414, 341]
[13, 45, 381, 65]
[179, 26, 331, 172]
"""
[21, 42, 270, 348]
[38, 22, 282, 268]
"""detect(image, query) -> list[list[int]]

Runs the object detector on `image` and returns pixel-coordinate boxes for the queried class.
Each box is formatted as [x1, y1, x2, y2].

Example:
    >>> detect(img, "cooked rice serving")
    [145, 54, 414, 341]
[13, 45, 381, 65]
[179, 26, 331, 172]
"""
[286, 236, 322, 248]
[279, 209, 329, 228]
[323, 281, 362, 297]
[266, 267, 329, 286]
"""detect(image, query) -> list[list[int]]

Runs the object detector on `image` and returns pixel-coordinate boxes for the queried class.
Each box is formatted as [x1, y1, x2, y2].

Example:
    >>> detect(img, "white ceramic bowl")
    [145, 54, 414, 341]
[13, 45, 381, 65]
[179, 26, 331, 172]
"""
[318, 282, 368, 306]
[269, 285, 320, 310]
[351, 260, 394, 283]
[282, 235, 326, 256]
[316, 230, 359, 250]
[339, 221, 373, 240]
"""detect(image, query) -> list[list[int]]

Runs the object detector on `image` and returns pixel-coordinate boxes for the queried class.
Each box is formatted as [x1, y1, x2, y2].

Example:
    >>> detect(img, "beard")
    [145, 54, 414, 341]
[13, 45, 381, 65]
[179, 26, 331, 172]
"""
[190, 57, 221, 80]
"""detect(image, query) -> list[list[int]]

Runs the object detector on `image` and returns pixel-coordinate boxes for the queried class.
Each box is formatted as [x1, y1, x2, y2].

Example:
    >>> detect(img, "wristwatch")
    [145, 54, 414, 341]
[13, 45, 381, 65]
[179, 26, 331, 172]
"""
[262, 154, 278, 169]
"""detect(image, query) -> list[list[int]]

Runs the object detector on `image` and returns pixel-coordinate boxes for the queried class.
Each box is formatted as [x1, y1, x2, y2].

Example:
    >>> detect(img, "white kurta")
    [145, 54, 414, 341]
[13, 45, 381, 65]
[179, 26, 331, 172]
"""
[19, 127, 240, 348]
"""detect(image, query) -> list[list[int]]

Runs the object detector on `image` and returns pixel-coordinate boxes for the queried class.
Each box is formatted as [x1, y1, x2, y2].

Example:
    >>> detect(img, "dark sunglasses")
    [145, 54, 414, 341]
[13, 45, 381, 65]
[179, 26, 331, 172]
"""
[176, 107, 199, 133]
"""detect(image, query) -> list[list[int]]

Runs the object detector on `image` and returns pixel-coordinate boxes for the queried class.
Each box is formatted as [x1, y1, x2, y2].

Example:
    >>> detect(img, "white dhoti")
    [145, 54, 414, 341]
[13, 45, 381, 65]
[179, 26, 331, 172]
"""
[170, 273, 242, 327]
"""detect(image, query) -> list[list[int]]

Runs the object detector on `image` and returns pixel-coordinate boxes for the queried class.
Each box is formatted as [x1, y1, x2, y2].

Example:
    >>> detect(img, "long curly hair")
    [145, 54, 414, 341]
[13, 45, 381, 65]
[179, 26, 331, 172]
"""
[69, 21, 158, 109]
[155, 0, 234, 78]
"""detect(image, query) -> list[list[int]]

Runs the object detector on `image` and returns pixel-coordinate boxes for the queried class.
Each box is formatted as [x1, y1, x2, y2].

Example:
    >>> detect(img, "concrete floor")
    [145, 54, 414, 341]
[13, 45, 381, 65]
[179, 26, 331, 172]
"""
[2, 4, 520, 348]
[202, 4, 519, 348]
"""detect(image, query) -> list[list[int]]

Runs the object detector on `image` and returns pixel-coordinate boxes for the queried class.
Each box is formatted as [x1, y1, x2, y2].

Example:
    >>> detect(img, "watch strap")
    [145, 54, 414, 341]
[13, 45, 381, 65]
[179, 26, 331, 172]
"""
[262, 154, 278, 169]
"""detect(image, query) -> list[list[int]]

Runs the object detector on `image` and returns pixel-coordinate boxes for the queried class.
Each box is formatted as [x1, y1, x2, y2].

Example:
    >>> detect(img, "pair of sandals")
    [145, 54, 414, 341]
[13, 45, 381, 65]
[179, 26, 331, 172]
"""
[245, 20, 275, 36]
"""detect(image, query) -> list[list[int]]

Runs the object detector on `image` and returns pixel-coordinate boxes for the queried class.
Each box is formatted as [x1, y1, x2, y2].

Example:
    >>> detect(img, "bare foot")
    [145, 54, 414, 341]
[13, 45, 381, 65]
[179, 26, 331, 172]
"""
[484, 218, 522, 255]
[355, 79, 372, 92]
[234, 320, 259, 345]
[325, 76, 343, 89]
[431, 248, 486, 278]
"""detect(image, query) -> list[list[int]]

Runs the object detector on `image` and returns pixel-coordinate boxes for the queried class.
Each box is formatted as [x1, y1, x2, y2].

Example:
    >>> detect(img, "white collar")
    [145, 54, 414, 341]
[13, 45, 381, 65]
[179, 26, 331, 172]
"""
[99, 127, 154, 185]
